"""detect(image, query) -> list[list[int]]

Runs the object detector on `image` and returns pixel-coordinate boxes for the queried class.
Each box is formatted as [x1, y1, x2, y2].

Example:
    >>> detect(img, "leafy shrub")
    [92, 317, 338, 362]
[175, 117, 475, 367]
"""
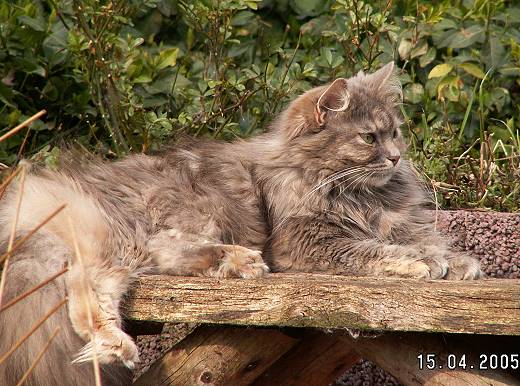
[0, 0, 519, 210]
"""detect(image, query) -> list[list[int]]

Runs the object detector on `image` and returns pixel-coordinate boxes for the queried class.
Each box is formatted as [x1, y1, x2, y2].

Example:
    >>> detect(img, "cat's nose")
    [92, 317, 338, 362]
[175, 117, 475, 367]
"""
[387, 155, 400, 166]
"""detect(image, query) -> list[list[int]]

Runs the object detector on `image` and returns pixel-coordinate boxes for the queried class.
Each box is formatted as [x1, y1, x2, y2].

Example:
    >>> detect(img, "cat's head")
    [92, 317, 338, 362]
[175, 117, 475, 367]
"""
[274, 62, 405, 189]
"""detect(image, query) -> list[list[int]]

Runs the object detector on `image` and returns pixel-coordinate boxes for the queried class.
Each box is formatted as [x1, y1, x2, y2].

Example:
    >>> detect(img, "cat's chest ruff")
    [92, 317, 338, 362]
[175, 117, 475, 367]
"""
[330, 201, 406, 240]
[371, 209, 406, 239]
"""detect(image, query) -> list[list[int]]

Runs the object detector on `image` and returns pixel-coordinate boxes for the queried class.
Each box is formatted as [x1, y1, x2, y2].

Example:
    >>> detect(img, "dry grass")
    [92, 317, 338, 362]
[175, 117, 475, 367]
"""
[0, 204, 67, 266]
[0, 298, 67, 366]
[0, 267, 68, 312]
[66, 214, 102, 386]
[15, 327, 62, 386]
[0, 110, 46, 144]
[0, 110, 99, 385]
[0, 164, 26, 309]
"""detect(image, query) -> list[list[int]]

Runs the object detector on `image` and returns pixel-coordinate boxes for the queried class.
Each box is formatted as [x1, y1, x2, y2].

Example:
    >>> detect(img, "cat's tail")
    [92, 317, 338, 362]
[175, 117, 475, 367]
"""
[0, 234, 132, 386]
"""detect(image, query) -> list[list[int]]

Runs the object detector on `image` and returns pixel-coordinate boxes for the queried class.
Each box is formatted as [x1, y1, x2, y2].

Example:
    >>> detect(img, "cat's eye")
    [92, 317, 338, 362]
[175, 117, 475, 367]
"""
[360, 133, 376, 144]
[393, 129, 399, 139]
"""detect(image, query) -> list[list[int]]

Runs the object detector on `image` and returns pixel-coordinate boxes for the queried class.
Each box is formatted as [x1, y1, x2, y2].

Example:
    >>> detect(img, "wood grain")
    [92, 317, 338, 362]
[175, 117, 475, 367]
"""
[133, 325, 297, 386]
[252, 331, 361, 386]
[123, 274, 520, 336]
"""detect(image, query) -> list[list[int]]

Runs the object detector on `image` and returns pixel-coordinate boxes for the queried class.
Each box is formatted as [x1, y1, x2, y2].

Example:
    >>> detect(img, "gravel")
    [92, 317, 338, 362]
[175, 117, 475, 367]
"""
[334, 359, 400, 386]
[134, 210, 520, 385]
[134, 324, 195, 379]
[435, 210, 520, 279]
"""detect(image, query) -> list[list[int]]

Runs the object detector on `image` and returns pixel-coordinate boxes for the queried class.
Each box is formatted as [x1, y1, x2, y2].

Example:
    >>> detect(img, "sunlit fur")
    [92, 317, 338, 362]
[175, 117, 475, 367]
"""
[0, 63, 482, 385]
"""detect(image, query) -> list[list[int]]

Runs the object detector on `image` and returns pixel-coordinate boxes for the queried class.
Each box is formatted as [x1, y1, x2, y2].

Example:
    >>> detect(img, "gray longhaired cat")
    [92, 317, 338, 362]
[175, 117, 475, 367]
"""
[0, 62, 482, 386]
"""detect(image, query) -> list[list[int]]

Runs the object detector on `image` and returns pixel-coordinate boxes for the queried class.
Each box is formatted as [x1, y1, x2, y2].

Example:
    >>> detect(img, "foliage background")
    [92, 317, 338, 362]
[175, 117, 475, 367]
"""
[0, 0, 519, 210]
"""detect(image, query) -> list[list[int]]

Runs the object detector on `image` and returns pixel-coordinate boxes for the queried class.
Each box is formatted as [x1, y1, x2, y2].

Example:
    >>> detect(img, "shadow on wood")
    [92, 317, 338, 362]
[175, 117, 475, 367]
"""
[134, 325, 297, 386]
[252, 331, 360, 386]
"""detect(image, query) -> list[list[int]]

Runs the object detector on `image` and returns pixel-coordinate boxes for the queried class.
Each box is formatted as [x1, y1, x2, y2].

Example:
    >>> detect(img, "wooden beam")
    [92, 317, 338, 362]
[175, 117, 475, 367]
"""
[123, 274, 520, 336]
[338, 332, 520, 386]
[133, 325, 297, 386]
[252, 331, 361, 386]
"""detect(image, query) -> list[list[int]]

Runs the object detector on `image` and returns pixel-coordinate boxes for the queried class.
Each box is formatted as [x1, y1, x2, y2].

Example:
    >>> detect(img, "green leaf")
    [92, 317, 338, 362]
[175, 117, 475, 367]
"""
[245, 0, 260, 10]
[18, 15, 45, 32]
[433, 18, 458, 30]
[446, 25, 484, 49]
[410, 41, 428, 59]
[331, 56, 344, 68]
[156, 48, 179, 70]
[208, 80, 221, 88]
[403, 83, 424, 104]
[459, 63, 485, 79]
[130, 38, 144, 49]
[437, 76, 460, 101]
[419, 47, 436, 67]
[398, 39, 412, 60]
[43, 22, 69, 67]
[8, 109, 21, 127]
[290, 0, 329, 17]
[0, 83, 15, 108]
[499, 67, 520, 77]
[133, 73, 153, 83]
[428, 63, 453, 79]
[320, 47, 333, 66]
[487, 35, 506, 69]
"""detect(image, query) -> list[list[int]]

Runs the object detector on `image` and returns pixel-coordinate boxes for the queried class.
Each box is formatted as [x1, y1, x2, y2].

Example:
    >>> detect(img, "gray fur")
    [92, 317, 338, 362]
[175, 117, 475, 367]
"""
[0, 63, 481, 385]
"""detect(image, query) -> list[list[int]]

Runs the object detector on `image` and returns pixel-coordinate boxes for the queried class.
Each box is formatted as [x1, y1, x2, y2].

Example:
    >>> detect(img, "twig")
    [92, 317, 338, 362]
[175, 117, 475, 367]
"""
[0, 204, 67, 266]
[0, 298, 67, 365]
[0, 166, 26, 309]
[0, 110, 46, 143]
[0, 166, 23, 200]
[16, 126, 31, 163]
[66, 214, 102, 386]
[47, 0, 70, 30]
[0, 267, 68, 312]
[15, 327, 61, 386]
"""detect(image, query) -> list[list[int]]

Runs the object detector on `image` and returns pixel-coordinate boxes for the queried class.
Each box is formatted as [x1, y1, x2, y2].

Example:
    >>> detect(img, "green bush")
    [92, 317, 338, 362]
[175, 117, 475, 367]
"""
[0, 0, 519, 210]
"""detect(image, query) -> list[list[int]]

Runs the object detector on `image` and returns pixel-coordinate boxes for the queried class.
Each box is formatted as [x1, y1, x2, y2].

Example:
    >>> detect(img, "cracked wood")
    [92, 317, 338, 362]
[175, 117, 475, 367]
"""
[123, 273, 520, 336]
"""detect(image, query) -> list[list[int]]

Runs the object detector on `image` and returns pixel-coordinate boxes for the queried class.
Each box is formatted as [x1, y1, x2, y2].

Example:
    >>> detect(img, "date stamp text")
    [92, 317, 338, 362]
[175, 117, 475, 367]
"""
[417, 353, 519, 370]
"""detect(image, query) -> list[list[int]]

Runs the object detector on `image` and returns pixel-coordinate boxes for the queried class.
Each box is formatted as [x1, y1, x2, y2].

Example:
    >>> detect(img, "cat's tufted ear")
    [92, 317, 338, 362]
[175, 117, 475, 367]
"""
[365, 62, 402, 101]
[367, 62, 394, 87]
[314, 78, 350, 127]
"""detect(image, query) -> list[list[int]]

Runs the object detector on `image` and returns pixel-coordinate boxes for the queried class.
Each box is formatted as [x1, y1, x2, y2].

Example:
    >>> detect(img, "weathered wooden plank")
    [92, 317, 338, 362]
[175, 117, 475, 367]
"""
[338, 332, 520, 386]
[252, 331, 361, 386]
[133, 325, 297, 386]
[123, 274, 520, 336]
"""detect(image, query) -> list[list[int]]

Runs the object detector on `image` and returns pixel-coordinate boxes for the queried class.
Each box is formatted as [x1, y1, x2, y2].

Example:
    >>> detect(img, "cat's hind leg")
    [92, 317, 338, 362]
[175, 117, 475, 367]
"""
[148, 230, 269, 278]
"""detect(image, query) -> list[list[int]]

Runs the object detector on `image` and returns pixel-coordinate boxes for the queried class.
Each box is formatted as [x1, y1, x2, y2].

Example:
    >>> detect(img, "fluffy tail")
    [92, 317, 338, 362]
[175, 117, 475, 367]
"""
[0, 235, 132, 386]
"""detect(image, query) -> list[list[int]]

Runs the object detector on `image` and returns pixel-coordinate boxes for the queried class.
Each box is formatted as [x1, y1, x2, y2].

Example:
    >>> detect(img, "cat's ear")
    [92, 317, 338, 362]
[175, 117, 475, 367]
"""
[314, 78, 350, 127]
[365, 62, 402, 101]
[367, 62, 394, 87]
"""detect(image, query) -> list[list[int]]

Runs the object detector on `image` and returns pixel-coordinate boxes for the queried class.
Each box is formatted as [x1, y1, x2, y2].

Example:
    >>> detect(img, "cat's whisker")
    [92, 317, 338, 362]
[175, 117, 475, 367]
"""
[309, 167, 365, 193]
[272, 167, 366, 233]
[344, 170, 371, 193]
[326, 169, 374, 209]
[357, 172, 374, 192]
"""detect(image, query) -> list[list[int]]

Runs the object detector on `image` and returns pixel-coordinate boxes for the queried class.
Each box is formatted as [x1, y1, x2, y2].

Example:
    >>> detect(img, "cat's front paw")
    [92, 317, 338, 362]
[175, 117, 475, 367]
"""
[418, 245, 450, 279]
[381, 257, 448, 279]
[376, 245, 449, 279]
[72, 328, 140, 369]
[211, 245, 269, 279]
[445, 254, 483, 280]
